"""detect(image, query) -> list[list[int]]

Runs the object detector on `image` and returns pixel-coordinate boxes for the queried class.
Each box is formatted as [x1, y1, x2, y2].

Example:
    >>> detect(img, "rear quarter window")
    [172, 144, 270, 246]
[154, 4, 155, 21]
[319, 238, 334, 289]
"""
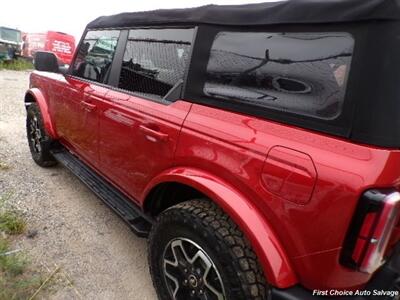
[204, 32, 354, 119]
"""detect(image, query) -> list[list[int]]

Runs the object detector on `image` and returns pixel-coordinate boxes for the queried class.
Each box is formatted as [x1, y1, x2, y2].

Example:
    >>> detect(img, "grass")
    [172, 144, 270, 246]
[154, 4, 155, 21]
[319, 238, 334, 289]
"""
[0, 191, 25, 236]
[0, 239, 25, 275]
[0, 59, 33, 71]
[0, 211, 26, 235]
[0, 190, 13, 204]
[0, 192, 54, 299]
[0, 239, 45, 300]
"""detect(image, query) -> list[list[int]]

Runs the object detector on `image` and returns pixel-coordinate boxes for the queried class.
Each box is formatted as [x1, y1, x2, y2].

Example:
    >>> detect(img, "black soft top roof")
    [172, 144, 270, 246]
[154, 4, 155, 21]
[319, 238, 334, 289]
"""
[87, 0, 400, 29]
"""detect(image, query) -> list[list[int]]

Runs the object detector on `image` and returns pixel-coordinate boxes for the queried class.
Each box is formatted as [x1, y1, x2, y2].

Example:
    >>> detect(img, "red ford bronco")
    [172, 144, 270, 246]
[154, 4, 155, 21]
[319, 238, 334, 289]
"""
[25, 1, 400, 299]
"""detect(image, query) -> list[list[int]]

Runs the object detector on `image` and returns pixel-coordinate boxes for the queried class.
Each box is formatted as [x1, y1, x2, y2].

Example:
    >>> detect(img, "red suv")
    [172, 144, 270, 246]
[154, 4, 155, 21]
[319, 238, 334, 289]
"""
[25, 1, 400, 299]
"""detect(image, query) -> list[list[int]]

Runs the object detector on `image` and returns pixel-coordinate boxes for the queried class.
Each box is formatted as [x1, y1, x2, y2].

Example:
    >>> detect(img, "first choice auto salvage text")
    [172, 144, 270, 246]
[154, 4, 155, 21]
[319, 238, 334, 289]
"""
[313, 289, 399, 297]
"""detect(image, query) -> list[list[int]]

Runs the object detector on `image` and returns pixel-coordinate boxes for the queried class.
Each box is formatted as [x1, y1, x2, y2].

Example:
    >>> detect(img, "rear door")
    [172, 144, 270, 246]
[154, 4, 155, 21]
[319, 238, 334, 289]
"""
[97, 28, 195, 200]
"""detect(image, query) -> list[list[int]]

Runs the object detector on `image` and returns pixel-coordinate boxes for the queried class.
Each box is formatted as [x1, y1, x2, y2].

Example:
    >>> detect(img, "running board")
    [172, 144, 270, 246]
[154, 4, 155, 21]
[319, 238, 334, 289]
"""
[50, 147, 153, 237]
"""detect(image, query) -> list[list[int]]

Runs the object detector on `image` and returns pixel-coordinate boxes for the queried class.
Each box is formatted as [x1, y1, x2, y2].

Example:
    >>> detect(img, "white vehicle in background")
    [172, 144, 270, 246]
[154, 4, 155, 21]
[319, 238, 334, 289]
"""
[0, 26, 22, 61]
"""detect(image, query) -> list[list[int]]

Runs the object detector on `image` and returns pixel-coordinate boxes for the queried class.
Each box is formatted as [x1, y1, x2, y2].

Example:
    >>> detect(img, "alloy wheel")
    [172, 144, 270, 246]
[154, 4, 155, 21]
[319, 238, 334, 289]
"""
[162, 238, 226, 300]
[29, 115, 42, 153]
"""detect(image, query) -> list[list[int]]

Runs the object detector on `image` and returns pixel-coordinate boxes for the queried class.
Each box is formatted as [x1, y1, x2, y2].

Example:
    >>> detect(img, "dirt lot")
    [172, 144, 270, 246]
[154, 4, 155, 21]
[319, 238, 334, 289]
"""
[0, 70, 157, 299]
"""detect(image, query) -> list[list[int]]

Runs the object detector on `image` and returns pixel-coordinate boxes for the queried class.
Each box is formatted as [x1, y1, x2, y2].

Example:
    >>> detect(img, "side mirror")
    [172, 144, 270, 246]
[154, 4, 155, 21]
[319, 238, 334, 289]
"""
[34, 51, 60, 73]
[59, 65, 69, 75]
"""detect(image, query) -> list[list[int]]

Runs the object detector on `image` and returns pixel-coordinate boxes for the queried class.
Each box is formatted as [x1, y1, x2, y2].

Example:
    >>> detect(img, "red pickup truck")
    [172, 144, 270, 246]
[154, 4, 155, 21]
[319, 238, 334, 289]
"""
[25, 1, 400, 299]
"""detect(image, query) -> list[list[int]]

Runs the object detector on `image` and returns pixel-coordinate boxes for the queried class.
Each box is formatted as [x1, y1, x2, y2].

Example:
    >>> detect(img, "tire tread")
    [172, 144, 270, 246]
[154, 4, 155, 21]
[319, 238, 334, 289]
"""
[26, 103, 57, 167]
[149, 199, 268, 300]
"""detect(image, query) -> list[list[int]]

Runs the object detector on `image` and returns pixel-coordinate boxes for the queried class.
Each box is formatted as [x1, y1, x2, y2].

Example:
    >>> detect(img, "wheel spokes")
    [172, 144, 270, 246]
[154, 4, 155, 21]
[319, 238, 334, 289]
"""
[191, 249, 225, 300]
[164, 266, 180, 299]
[162, 238, 226, 300]
[171, 240, 192, 266]
[28, 116, 42, 153]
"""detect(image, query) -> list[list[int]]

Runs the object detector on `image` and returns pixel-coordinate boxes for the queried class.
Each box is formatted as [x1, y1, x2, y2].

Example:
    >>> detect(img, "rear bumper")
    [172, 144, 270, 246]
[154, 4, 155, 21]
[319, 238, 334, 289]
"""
[272, 245, 400, 300]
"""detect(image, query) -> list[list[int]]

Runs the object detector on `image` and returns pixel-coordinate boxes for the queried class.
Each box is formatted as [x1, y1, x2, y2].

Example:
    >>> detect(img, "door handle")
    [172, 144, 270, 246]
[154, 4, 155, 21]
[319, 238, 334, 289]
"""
[139, 125, 169, 142]
[80, 101, 97, 112]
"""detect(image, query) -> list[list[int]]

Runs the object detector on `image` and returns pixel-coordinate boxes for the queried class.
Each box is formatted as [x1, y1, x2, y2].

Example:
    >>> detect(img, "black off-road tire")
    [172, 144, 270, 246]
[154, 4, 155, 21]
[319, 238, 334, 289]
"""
[26, 103, 57, 167]
[149, 199, 269, 300]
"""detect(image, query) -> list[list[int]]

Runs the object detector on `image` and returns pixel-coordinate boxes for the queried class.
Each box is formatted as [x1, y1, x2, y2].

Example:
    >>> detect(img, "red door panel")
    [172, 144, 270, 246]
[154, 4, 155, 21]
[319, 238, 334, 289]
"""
[54, 76, 107, 167]
[53, 77, 84, 149]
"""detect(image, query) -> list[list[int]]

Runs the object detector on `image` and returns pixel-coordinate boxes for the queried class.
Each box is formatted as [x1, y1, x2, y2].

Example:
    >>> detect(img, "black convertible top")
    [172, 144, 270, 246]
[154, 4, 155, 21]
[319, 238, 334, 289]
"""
[87, 0, 400, 29]
[84, 0, 400, 148]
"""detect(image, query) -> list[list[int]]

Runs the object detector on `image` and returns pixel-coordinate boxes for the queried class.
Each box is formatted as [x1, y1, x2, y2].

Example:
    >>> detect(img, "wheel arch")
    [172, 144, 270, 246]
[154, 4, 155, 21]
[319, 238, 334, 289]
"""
[142, 167, 298, 289]
[25, 88, 58, 139]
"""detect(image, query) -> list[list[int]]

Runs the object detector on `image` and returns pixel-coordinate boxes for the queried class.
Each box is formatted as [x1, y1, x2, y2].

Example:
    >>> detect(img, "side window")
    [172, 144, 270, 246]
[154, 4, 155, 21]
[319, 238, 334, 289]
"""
[72, 30, 120, 83]
[204, 32, 354, 119]
[118, 28, 194, 101]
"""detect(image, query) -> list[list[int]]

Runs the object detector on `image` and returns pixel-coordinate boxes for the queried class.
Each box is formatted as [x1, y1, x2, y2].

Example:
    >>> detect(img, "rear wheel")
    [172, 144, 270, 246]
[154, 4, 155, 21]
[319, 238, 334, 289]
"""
[149, 199, 269, 300]
[26, 103, 57, 167]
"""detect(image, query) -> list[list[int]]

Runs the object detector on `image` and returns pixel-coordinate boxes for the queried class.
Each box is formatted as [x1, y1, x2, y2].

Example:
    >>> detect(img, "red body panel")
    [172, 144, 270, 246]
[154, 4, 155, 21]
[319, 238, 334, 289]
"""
[96, 89, 191, 201]
[170, 103, 400, 290]
[54, 76, 105, 165]
[262, 146, 317, 205]
[142, 167, 298, 288]
[25, 78, 58, 139]
[27, 71, 400, 290]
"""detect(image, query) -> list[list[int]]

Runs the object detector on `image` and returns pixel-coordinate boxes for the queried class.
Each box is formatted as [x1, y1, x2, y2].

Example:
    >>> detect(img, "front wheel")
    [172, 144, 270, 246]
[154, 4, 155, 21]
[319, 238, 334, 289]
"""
[149, 199, 269, 300]
[26, 103, 57, 167]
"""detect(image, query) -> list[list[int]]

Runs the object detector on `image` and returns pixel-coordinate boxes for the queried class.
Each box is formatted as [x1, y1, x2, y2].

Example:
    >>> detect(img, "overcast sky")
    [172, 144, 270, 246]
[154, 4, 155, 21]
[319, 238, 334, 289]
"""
[1, 0, 275, 42]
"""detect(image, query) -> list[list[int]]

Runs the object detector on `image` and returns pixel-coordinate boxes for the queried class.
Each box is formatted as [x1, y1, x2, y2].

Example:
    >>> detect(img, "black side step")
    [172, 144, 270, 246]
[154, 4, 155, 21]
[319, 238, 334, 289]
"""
[50, 147, 153, 237]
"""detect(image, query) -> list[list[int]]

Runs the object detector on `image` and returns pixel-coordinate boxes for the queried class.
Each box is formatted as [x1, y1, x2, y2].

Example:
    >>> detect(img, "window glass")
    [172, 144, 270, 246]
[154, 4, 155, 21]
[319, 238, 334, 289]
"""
[204, 32, 354, 119]
[0, 28, 21, 43]
[118, 28, 194, 100]
[72, 30, 119, 83]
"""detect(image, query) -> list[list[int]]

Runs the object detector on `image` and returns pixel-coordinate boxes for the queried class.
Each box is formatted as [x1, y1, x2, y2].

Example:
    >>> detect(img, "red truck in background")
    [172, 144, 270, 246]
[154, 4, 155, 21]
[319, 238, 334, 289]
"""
[22, 31, 75, 65]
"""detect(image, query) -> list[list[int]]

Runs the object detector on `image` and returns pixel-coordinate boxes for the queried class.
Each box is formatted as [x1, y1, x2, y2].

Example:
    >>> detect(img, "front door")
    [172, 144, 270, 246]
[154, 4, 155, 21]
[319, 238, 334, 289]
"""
[97, 27, 195, 201]
[55, 29, 120, 167]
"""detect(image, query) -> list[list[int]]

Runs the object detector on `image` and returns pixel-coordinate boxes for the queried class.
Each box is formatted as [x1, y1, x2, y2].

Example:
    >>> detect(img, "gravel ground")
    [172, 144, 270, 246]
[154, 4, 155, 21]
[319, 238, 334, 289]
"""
[0, 70, 157, 299]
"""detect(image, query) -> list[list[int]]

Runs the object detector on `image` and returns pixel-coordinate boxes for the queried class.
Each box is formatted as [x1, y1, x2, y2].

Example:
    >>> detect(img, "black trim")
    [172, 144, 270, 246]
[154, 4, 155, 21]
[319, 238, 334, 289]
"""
[163, 79, 183, 102]
[50, 145, 153, 237]
[181, 26, 198, 99]
[107, 29, 128, 87]
[67, 28, 88, 75]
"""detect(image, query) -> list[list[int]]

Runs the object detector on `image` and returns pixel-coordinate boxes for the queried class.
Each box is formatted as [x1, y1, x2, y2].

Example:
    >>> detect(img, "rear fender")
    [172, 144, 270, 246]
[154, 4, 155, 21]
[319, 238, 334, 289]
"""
[25, 88, 58, 139]
[143, 167, 298, 288]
